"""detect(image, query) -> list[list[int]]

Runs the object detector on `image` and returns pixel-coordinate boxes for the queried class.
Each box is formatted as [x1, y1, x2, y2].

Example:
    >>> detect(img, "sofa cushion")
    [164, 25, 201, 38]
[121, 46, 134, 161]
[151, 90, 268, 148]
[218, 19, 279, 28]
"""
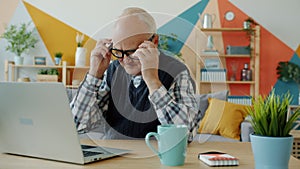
[196, 90, 228, 121]
[198, 98, 249, 140]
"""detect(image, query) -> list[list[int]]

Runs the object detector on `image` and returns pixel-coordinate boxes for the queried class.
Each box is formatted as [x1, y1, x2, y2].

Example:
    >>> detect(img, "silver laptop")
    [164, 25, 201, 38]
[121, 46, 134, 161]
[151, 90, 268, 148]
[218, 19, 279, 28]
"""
[0, 82, 130, 164]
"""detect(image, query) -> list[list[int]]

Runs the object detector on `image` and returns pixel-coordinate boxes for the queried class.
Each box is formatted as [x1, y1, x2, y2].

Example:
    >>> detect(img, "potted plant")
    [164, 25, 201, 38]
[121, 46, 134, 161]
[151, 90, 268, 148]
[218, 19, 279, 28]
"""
[1, 22, 38, 65]
[243, 17, 255, 29]
[158, 33, 183, 61]
[36, 69, 59, 82]
[243, 17, 258, 55]
[75, 32, 87, 66]
[247, 90, 300, 169]
[54, 52, 63, 65]
[276, 61, 300, 104]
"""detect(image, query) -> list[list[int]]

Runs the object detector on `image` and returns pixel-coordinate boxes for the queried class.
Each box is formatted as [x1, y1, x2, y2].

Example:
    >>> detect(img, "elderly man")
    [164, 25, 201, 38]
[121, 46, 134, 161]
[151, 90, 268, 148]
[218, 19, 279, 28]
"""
[71, 7, 200, 142]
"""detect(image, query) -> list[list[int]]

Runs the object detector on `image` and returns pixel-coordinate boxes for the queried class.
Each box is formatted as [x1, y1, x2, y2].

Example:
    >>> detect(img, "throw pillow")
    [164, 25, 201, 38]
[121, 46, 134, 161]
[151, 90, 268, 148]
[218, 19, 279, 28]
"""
[198, 98, 249, 140]
[195, 90, 229, 120]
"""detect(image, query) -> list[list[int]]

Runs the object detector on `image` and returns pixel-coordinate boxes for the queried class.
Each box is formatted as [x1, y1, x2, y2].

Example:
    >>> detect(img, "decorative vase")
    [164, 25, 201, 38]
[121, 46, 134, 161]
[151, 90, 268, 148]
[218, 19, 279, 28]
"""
[250, 134, 293, 169]
[206, 35, 214, 50]
[75, 47, 87, 67]
[14, 56, 24, 65]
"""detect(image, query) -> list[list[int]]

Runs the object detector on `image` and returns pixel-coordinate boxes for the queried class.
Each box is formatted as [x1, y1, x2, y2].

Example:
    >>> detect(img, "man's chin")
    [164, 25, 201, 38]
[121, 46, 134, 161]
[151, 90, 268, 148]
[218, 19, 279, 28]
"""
[124, 67, 141, 76]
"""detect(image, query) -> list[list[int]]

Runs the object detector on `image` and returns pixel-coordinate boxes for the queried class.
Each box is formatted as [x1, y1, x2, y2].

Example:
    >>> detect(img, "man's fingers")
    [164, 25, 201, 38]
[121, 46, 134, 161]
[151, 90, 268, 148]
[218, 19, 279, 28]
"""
[91, 43, 111, 58]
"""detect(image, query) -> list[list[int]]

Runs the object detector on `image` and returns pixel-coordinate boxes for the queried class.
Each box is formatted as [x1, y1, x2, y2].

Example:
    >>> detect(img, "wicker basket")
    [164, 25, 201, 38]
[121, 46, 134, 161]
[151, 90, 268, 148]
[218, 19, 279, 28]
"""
[290, 130, 300, 159]
[36, 75, 58, 82]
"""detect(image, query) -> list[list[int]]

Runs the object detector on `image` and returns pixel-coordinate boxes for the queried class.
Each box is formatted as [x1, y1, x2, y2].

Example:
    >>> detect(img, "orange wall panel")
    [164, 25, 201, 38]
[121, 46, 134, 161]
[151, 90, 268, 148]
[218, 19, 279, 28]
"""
[218, 0, 294, 95]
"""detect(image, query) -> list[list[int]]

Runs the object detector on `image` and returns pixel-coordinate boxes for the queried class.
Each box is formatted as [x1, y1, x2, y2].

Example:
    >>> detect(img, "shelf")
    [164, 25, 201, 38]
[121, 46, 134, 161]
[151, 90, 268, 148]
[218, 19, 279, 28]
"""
[5, 60, 89, 89]
[66, 66, 90, 69]
[66, 85, 80, 88]
[200, 54, 251, 58]
[200, 81, 255, 84]
[12, 64, 90, 69]
[12, 65, 62, 68]
[200, 28, 255, 32]
[196, 25, 260, 98]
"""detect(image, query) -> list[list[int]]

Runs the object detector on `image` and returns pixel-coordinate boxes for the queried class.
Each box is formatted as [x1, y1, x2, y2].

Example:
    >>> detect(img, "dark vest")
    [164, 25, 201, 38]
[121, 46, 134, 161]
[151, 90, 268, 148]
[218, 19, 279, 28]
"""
[104, 52, 193, 139]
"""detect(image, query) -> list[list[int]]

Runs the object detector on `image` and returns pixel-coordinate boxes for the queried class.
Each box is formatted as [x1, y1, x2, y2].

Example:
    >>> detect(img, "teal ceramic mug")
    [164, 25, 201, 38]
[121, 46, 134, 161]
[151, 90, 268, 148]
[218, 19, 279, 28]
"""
[145, 124, 188, 166]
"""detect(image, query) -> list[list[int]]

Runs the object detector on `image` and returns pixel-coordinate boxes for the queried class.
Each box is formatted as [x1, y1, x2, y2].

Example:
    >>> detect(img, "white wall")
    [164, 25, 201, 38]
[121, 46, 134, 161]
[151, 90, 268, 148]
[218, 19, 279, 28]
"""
[24, 0, 199, 37]
[230, 0, 300, 50]
[0, 1, 52, 81]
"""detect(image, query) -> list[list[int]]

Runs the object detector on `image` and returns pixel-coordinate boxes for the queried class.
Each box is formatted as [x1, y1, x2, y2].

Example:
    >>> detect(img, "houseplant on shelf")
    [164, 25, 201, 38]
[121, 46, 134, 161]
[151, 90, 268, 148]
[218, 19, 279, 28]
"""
[243, 17, 258, 55]
[1, 22, 38, 65]
[75, 32, 86, 67]
[247, 90, 300, 169]
[36, 69, 59, 82]
[158, 33, 183, 61]
[54, 52, 63, 65]
[243, 17, 255, 29]
[276, 61, 300, 104]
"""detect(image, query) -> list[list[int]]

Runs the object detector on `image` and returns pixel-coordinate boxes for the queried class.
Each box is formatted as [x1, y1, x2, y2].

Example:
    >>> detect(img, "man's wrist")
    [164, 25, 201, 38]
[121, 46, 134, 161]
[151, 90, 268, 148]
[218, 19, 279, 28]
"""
[88, 70, 104, 79]
[86, 73, 103, 87]
[145, 80, 162, 95]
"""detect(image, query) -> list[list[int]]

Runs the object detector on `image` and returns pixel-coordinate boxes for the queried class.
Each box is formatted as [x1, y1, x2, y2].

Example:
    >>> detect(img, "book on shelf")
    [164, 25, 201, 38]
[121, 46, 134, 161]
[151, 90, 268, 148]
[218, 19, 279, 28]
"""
[198, 151, 239, 167]
[228, 95, 252, 105]
[200, 69, 226, 82]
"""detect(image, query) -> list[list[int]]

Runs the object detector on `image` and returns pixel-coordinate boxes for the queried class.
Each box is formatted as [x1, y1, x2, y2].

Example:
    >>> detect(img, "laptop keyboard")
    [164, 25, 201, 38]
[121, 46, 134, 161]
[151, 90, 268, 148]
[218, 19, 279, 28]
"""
[83, 151, 103, 157]
[81, 145, 105, 157]
[81, 145, 98, 149]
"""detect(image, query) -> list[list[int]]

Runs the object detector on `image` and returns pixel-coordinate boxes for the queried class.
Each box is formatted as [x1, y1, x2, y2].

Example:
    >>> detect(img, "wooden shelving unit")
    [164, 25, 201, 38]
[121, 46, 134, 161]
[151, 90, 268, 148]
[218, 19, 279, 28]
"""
[4, 60, 89, 88]
[196, 25, 260, 98]
[199, 81, 255, 84]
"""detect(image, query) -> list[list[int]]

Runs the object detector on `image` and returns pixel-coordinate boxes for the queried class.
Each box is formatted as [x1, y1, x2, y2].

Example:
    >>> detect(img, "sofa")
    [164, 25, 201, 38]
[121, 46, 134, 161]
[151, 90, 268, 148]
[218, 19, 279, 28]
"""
[67, 89, 253, 142]
[194, 90, 253, 142]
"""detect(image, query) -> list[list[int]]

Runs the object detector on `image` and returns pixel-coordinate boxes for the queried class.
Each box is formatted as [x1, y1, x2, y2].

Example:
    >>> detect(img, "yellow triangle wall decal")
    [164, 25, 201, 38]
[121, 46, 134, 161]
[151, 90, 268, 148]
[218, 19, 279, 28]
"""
[23, 1, 96, 65]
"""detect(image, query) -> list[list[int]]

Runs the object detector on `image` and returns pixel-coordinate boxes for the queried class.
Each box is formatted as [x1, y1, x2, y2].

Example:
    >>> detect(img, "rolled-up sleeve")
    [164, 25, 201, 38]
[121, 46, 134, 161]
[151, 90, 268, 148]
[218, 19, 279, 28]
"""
[149, 70, 201, 142]
[70, 73, 110, 133]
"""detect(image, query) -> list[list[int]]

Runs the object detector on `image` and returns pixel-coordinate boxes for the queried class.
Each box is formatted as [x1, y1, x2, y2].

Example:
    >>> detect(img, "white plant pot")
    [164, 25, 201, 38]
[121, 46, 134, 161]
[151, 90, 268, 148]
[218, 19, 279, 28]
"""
[14, 56, 24, 65]
[75, 47, 87, 67]
[54, 57, 62, 65]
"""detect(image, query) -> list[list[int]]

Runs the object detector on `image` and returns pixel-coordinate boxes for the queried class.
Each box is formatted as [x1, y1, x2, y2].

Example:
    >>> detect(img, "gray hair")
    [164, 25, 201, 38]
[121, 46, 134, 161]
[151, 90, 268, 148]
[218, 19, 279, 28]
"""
[120, 7, 157, 34]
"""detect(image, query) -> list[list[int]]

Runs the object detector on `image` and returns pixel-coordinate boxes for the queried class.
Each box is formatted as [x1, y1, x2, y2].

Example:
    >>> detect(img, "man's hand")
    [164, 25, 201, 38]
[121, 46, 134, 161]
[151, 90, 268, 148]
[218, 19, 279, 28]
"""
[89, 39, 112, 79]
[134, 41, 162, 94]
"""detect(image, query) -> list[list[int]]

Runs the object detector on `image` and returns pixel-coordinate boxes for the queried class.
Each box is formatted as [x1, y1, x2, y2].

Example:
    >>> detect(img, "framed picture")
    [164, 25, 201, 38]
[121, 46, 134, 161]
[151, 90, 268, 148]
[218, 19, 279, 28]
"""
[34, 56, 46, 65]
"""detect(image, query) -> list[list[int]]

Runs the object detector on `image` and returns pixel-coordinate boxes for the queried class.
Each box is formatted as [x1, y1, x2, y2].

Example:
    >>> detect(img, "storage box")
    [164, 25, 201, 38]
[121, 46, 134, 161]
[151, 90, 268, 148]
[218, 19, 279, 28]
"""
[293, 137, 300, 159]
[226, 45, 250, 55]
[36, 75, 58, 82]
[290, 130, 300, 159]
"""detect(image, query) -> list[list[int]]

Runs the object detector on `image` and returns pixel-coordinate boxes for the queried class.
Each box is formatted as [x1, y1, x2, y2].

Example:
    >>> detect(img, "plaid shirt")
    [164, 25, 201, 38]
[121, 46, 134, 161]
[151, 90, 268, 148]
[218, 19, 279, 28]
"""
[70, 70, 200, 142]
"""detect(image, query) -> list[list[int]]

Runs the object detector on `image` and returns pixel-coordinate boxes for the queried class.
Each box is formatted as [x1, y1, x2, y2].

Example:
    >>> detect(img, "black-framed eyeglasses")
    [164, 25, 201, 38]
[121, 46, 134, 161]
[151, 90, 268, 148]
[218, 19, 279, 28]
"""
[109, 34, 155, 60]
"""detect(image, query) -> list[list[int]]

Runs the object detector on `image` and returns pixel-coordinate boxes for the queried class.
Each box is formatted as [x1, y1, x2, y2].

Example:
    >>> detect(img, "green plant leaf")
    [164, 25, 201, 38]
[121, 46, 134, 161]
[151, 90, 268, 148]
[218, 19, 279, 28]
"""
[248, 89, 300, 137]
[1, 22, 38, 56]
[277, 61, 300, 84]
[158, 33, 183, 61]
